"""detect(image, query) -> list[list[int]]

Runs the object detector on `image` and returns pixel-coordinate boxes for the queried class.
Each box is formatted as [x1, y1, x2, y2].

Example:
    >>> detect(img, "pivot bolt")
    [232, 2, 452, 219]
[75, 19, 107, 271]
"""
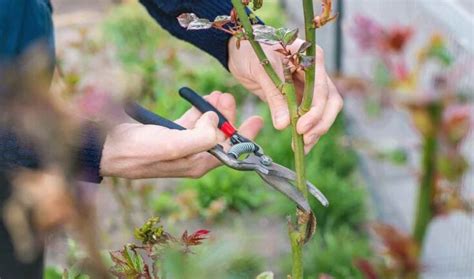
[260, 155, 272, 166]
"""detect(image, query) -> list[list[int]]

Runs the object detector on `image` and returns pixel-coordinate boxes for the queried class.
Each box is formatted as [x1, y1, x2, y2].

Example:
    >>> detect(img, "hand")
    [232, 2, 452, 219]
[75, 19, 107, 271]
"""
[228, 37, 343, 153]
[100, 92, 263, 179]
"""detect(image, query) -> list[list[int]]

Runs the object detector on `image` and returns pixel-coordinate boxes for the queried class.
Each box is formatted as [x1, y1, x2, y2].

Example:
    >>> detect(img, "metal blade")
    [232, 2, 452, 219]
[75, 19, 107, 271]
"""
[257, 172, 311, 213]
[265, 162, 329, 207]
[306, 180, 329, 207]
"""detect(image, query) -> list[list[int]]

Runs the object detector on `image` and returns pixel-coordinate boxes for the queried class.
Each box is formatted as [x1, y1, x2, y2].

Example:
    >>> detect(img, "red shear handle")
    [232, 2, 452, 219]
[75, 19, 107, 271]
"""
[179, 87, 237, 138]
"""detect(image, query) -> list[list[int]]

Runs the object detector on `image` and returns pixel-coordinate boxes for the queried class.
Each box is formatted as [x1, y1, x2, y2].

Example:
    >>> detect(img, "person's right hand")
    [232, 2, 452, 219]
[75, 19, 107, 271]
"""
[99, 92, 263, 179]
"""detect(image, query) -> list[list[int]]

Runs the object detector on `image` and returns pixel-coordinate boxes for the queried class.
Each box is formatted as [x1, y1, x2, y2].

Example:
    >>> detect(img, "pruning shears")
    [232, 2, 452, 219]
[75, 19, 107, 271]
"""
[125, 87, 329, 214]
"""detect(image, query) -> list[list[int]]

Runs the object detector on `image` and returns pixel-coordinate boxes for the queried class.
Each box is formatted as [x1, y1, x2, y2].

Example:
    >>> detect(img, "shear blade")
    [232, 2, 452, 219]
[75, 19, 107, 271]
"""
[258, 173, 311, 213]
[306, 181, 329, 207]
[265, 163, 329, 207]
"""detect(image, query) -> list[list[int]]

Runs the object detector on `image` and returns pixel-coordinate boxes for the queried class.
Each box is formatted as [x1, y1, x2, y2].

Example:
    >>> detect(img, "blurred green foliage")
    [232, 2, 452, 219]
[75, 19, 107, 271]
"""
[43, 266, 63, 279]
[183, 168, 267, 211]
[226, 255, 264, 279]
[304, 226, 372, 278]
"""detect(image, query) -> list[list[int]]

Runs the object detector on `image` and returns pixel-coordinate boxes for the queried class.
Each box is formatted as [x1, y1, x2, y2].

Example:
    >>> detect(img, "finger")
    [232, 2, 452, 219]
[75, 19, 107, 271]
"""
[175, 92, 222, 128]
[137, 152, 220, 179]
[166, 112, 220, 160]
[215, 93, 237, 125]
[303, 90, 343, 152]
[257, 60, 290, 130]
[297, 46, 329, 135]
[175, 106, 202, 128]
[197, 92, 237, 141]
[237, 115, 264, 140]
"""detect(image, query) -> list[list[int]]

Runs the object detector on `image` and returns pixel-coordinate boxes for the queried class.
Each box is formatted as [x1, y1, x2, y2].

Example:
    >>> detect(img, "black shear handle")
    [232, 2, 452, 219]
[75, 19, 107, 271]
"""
[179, 87, 237, 138]
[124, 102, 185, 131]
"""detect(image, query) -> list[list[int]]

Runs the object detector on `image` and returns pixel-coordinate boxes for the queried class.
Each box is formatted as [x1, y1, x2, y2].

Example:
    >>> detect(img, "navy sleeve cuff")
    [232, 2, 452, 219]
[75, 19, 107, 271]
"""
[75, 122, 105, 184]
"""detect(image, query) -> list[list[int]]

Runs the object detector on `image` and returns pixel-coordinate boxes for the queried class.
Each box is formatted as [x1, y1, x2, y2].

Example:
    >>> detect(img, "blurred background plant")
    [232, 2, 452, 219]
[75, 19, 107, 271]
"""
[346, 14, 473, 278]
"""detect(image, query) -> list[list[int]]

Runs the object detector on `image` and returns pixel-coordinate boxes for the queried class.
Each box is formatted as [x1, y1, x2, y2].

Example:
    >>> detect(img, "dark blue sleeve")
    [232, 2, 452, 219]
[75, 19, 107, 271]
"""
[0, 123, 104, 184]
[139, 0, 235, 68]
[0, 0, 104, 183]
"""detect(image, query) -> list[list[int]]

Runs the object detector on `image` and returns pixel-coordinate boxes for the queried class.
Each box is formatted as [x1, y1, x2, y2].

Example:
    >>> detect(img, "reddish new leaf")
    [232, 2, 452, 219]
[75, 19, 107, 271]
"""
[371, 223, 420, 275]
[381, 27, 413, 53]
[181, 229, 210, 246]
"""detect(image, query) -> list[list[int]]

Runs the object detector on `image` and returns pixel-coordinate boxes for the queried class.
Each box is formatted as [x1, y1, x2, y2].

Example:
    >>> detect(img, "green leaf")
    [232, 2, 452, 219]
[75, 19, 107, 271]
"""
[276, 27, 298, 47]
[126, 246, 145, 272]
[109, 245, 146, 278]
[134, 216, 165, 245]
[253, 25, 279, 45]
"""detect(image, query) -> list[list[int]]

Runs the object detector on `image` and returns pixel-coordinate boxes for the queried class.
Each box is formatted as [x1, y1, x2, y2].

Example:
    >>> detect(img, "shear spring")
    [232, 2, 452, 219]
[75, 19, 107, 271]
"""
[228, 142, 258, 158]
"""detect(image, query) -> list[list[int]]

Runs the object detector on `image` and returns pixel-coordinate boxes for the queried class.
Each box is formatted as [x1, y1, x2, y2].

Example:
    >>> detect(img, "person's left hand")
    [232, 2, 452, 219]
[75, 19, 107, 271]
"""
[228, 37, 343, 153]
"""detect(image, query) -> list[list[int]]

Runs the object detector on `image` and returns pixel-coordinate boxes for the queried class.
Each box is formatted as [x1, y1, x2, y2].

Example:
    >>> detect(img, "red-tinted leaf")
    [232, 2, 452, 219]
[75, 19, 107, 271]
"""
[230, 8, 238, 23]
[381, 27, 413, 53]
[350, 15, 385, 51]
[181, 229, 210, 246]
[442, 104, 472, 146]
[371, 223, 420, 275]
[275, 48, 289, 56]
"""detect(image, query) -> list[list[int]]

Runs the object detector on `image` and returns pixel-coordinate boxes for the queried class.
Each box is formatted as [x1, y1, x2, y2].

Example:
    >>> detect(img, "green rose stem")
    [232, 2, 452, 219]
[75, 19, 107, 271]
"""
[412, 103, 442, 258]
[299, 0, 316, 114]
[231, 1, 309, 278]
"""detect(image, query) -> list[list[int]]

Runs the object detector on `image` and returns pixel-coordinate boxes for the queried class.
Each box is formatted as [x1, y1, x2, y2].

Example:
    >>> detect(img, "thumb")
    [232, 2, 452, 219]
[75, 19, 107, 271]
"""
[190, 111, 221, 150]
[194, 111, 219, 129]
